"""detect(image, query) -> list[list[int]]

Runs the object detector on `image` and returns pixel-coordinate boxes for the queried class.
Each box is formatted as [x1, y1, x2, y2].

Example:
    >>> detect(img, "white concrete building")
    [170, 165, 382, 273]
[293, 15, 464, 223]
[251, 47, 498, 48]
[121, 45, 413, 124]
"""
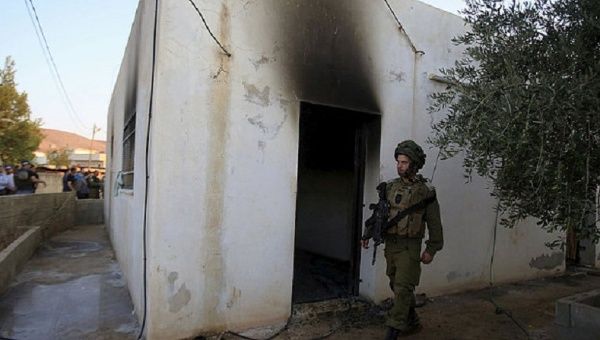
[34, 149, 106, 169]
[68, 148, 106, 169]
[106, 1, 568, 338]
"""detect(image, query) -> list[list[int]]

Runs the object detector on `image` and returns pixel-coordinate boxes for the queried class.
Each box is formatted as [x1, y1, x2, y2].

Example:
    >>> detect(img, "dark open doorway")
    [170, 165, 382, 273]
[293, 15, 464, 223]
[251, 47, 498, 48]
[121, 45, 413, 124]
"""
[292, 102, 379, 304]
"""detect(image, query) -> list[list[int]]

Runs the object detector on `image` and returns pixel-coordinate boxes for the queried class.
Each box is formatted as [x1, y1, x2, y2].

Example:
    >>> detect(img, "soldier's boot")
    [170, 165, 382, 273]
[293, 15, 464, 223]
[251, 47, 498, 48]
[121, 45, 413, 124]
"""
[386, 323, 422, 339]
[384, 326, 401, 340]
[398, 323, 423, 337]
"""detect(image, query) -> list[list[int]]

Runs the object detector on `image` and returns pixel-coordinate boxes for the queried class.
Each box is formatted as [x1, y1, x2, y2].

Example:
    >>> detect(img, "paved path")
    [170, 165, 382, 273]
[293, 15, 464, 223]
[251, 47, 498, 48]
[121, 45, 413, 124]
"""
[0, 224, 139, 340]
[2, 223, 598, 340]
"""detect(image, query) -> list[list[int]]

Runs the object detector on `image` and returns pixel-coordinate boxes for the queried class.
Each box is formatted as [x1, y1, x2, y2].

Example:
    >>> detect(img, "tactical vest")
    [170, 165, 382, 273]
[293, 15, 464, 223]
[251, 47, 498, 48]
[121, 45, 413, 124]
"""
[385, 176, 434, 238]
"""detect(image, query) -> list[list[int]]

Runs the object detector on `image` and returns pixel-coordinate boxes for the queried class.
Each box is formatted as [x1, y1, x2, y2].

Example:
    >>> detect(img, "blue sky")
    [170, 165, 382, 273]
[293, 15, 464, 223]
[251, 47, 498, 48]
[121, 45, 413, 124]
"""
[0, 0, 465, 141]
[0, 1, 139, 141]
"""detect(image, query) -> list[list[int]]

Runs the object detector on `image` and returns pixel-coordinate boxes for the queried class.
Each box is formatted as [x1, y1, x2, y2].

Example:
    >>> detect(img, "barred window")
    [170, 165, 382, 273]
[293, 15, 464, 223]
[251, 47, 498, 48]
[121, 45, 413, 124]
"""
[122, 109, 135, 189]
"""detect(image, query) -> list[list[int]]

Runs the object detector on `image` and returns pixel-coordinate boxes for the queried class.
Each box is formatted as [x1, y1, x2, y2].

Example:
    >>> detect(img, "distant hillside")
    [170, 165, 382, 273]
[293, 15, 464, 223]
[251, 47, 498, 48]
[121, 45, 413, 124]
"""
[38, 128, 106, 153]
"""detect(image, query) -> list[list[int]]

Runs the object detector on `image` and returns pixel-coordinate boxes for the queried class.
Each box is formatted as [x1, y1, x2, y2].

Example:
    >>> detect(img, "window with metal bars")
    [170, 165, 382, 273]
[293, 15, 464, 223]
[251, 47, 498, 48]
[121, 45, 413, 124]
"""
[122, 109, 135, 189]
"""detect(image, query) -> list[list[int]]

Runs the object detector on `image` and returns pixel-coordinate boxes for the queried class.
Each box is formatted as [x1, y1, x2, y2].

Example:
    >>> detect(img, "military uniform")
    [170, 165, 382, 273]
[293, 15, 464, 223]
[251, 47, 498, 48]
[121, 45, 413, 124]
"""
[362, 140, 443, 338]
[383, 174, 442, 331]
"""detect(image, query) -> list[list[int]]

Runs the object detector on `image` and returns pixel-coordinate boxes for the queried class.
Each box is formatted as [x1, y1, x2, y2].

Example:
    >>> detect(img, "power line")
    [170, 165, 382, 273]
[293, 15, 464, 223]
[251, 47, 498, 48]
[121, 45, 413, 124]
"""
[488, 197, 530, 338]
[23, 0, 90, 132]
[22, 0, 54, 87]
[382, 0, 424, 55]
[22, 0, 75, 128]
[186, 0, 232, 57]
[136, 0, 159, 337]
[25, 0, 89, 130]
[22, 0, 88, 132]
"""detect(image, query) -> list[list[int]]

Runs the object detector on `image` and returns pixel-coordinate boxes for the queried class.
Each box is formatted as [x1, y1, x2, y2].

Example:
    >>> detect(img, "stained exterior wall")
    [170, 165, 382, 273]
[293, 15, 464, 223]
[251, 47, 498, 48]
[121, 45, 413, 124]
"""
[597, 200, 600, 269]
[104, 0, 155, 329]
[107, 0, 564, 338]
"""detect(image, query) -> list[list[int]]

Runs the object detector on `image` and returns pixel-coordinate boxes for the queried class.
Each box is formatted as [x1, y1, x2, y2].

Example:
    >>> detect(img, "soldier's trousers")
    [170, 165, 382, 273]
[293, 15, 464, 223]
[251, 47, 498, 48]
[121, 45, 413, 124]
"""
[383, 236, 422, 330]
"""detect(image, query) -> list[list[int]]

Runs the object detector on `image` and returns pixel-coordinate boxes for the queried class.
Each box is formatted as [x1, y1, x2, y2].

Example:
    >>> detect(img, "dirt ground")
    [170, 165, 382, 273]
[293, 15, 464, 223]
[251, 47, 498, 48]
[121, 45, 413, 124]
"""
[215, 271, 600, 340]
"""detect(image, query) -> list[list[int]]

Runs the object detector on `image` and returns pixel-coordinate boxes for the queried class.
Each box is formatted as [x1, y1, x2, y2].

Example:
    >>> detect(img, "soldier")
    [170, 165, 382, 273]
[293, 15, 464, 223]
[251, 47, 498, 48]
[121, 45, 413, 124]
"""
[361, 140, 443, 339]
[87, 170, 102, 199]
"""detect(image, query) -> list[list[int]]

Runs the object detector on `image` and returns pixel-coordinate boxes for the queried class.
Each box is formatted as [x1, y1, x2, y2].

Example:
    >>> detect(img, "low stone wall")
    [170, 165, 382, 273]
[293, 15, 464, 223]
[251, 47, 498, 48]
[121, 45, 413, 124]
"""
[0, 192, 76, 239]
[0, 193, 104, 294]
[556, 288, 600, 336]
[76, 199, 104, 225]
[0, 226, 42, 294]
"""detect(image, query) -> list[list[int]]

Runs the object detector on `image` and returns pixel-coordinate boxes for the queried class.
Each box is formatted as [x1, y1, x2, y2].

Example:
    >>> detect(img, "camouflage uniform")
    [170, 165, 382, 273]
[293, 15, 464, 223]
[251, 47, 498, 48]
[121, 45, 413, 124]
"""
[364, 140, 443, 335]
[384, 174, 442, 331]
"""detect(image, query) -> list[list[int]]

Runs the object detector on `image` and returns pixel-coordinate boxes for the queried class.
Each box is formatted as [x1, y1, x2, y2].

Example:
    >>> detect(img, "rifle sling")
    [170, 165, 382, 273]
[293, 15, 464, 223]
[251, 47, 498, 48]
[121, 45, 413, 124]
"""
[385, 193, 436, 230]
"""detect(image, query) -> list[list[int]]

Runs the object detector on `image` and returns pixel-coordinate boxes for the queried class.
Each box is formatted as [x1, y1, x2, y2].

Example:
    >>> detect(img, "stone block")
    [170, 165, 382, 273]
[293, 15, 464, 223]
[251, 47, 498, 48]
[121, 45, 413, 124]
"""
[0, 226, 42, 295]
[555, 298, 571, 327]
[0, 192, 76, 238]
[555, 289, 600, 333]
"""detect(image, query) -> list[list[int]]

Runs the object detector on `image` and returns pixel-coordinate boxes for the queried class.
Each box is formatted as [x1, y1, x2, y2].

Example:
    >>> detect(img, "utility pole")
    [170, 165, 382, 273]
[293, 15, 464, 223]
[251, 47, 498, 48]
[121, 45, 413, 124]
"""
[88, 123, 101, 170]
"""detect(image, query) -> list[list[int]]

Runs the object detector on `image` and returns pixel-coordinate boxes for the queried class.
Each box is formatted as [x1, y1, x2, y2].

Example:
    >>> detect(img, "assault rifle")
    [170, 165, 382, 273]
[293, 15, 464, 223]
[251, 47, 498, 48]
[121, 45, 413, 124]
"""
[363, 182, 390, 265]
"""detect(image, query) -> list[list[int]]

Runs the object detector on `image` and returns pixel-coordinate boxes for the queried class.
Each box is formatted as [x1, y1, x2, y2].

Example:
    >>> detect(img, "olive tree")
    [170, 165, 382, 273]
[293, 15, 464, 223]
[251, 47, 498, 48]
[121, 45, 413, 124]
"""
[429, 0, 600, 246]
[0, 56, 43, 165]
[47, 148, 71, 168]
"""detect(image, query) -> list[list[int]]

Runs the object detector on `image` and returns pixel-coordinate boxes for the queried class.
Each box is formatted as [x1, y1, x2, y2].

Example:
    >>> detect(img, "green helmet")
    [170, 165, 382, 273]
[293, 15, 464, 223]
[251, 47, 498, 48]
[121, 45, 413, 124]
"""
[394, 140, 426, 171]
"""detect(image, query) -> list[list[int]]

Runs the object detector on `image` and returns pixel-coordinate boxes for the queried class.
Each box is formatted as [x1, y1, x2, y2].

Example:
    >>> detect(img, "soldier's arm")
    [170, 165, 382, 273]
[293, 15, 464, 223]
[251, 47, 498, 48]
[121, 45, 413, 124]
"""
[31, 178, 46, 185]
[67, 176, 76, 191]
[424, 192, 443, 257]
[30, 173, 46, 186]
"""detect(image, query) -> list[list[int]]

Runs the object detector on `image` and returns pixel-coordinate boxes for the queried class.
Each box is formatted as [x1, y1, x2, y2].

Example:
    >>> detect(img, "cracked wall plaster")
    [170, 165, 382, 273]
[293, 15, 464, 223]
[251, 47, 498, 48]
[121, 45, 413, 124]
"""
[167, 272, 191, 313]
[243, 82, 271, 107]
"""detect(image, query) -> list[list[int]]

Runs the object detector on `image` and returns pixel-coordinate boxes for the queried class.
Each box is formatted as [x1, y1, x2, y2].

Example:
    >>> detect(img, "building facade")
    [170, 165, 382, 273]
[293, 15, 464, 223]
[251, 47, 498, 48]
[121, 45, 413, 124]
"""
[106, 1, 568, 338]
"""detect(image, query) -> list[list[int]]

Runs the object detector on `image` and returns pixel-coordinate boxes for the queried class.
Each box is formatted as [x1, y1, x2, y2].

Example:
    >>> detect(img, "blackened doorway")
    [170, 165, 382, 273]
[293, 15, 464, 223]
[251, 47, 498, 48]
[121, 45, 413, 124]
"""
[293, 102, 379, 304]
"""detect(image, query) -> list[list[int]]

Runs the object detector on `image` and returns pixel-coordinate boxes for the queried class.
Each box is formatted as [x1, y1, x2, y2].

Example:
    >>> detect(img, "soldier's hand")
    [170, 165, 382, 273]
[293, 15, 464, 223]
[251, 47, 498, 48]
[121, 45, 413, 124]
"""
[361, 239, 369, 249]
[421, 251, 433, 264]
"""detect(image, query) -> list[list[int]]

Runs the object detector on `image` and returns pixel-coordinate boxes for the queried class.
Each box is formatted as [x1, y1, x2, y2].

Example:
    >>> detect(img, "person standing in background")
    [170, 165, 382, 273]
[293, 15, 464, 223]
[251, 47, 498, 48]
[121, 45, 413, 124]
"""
[0, 165, 16, 195]
[14, 160, 45, 194]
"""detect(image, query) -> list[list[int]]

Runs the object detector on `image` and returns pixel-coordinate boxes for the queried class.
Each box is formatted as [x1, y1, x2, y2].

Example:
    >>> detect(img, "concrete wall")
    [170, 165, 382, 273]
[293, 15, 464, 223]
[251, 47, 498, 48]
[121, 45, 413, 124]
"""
[0, 193, 104, 295]
[107, 0, 564, 338]
[596, 188, 600, 269]
[76, 199, 104, 226]
[104, 0, 154, 331]
[0, 227, 42, 295]
[0, 193, 75, 293]
[36, 172, 64, 194]
[0, 192, 76, 239]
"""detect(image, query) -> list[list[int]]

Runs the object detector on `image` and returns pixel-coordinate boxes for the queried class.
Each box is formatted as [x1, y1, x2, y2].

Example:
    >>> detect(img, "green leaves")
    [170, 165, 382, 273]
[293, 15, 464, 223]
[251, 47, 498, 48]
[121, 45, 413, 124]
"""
[0, 56, 43, 165]
[47, 148, 71, 168]
[429, 0, 600, 244]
